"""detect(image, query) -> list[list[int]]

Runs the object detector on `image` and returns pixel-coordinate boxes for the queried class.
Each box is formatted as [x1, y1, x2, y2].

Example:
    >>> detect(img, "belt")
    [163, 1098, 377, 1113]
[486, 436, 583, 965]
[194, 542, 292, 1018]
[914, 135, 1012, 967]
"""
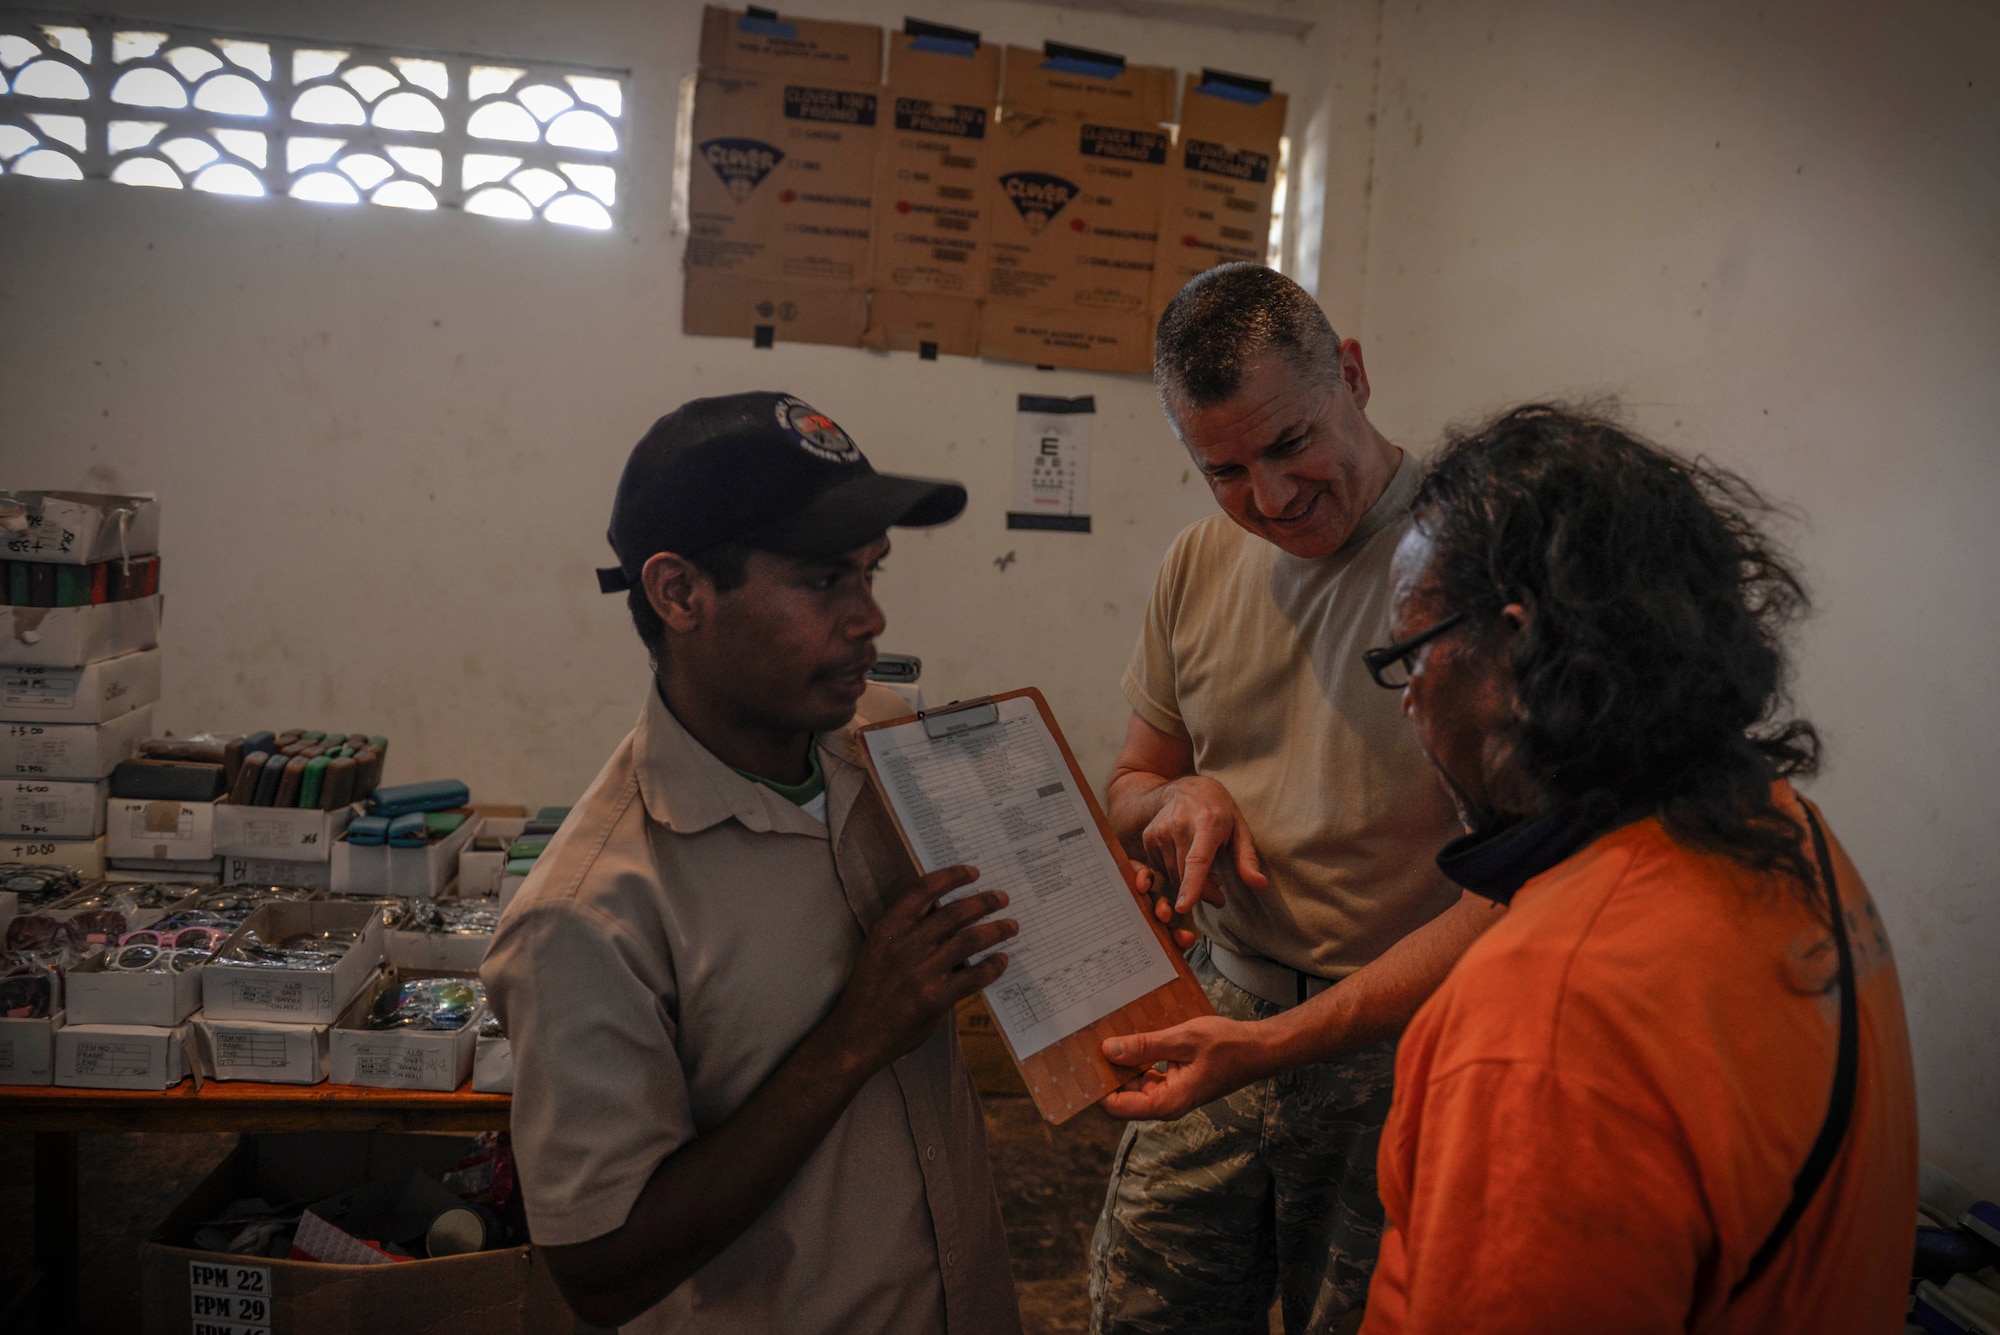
[1207, 941, 1334, 1010]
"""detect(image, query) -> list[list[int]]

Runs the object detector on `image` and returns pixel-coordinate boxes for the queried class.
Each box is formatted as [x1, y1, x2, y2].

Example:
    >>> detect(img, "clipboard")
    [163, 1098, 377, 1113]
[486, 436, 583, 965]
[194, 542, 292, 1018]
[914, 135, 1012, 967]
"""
[859, 687, 1213, 1123]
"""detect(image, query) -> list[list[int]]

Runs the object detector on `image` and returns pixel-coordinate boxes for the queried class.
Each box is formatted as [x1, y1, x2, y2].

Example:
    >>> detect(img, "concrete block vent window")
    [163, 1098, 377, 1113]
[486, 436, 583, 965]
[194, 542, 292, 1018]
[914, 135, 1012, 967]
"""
[0, 13, 627, 228]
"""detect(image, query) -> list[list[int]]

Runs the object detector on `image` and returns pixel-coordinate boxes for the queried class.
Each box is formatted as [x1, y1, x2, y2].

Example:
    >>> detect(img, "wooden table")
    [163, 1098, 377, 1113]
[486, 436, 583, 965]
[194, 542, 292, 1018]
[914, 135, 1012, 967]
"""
[0, 1081, 511, 1332]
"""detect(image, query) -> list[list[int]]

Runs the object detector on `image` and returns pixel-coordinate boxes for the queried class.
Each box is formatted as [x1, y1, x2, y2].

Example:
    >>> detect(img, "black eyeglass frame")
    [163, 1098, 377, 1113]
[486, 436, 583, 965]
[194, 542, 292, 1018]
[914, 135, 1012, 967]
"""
[1362, 611, 1469, 689]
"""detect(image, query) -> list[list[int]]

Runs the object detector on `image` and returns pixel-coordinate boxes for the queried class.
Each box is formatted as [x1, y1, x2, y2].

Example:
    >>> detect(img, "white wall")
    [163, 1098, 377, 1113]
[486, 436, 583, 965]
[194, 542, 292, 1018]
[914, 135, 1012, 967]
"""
[1337, 0, 2000, 1190]
[0, 0, 1331, 799]
[7, 0, 1992, 1192]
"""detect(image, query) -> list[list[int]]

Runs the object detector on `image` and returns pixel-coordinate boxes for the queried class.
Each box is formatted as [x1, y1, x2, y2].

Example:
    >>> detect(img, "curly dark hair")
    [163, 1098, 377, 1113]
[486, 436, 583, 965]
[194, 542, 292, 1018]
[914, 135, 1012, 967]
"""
[1411, 403, 1822, 889]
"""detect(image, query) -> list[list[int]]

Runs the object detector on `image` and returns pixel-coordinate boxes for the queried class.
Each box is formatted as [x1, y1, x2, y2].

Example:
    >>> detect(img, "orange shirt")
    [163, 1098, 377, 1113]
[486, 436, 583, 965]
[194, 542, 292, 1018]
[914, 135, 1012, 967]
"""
[1362, 785, 1917, 1334]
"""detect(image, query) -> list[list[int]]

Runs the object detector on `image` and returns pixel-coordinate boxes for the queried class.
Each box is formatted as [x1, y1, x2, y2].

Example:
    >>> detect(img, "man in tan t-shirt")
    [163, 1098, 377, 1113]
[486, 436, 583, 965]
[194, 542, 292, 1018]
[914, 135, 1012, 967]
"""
[483, 392, 1022, 1334]
[1086, 266, 1501, 1335]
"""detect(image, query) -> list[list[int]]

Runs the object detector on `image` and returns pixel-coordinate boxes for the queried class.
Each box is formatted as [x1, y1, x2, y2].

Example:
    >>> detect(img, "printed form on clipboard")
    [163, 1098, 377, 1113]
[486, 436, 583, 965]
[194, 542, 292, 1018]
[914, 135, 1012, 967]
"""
[860, 688, 1213, 1123]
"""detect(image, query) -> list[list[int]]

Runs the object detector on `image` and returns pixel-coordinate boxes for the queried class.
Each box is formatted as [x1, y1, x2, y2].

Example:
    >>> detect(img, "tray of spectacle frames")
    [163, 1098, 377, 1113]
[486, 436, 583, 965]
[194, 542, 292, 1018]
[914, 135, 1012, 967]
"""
[64, 915, 235, 1027]
[199, 901, 388, 1026]
[329, 969, 488, 1092]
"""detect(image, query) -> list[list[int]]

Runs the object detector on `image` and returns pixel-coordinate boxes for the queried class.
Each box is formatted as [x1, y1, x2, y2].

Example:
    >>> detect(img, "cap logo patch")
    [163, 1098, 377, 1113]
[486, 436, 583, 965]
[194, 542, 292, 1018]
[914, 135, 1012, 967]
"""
[775, 395, 862, 463]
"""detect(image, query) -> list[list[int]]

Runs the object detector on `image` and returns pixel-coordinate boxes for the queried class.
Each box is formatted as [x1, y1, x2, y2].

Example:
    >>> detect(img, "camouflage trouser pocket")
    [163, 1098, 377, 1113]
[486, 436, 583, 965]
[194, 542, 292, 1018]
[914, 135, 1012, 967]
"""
[1088, 943, 1396, 1335]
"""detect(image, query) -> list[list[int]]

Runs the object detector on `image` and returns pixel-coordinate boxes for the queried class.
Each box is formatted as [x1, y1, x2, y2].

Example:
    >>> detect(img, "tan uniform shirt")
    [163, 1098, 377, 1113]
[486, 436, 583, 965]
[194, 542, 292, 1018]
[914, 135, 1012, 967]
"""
[1122, 453, 1461, 979]
[483, 684, 1020, 1335]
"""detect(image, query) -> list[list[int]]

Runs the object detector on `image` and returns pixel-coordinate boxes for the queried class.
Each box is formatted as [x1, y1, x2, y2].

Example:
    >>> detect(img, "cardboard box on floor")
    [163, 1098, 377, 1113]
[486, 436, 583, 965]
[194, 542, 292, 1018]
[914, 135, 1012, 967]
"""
[863, 26, 999, 355]
[1, 594, 162, 669]
[0, 702, 151, 781]
[980, 45, 1176, 373]
[685, 9, 885, 348]
[955, 994, 1029, 1097]
[1150, 72, 1288, 310]
[139, 1132, 573, 1335]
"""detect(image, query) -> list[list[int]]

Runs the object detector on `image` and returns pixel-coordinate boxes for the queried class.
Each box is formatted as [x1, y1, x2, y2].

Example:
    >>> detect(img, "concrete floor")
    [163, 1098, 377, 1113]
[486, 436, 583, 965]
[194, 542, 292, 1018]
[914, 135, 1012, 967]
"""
[0, 1094, 1129, 1334]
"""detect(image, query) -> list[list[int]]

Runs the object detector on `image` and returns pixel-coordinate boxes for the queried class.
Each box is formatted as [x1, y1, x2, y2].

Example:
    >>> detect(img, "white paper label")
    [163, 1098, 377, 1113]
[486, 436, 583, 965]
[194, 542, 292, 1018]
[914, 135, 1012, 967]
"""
[189, 1260, 272, 1333]
[354, 1043, 431, 1084]
[73, 1040, 151, 1077]
[0, 668, 81, 711]
[214, 1031, 291, 1069]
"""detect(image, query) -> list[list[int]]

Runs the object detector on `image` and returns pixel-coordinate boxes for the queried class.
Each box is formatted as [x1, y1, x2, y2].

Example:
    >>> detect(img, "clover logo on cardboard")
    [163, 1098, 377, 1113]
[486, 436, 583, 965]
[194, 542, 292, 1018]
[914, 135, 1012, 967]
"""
[701, 137, 784, 203]
[1000, 171, 1078, 234]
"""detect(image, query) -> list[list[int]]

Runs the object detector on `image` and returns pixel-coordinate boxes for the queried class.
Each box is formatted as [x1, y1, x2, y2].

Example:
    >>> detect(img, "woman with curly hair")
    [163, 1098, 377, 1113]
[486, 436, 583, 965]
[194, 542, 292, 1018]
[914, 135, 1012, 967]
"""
[1358, 404, 1917, 1333]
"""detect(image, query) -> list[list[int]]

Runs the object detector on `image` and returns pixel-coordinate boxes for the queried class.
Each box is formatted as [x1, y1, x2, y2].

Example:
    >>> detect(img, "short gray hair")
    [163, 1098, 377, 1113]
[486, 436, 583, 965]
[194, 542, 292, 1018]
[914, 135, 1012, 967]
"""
[1153, 264, 1341, 412]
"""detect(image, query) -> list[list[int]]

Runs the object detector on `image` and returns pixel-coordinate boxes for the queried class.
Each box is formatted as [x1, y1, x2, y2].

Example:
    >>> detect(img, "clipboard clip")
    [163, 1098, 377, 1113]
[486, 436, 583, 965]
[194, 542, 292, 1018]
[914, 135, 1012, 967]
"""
[920, 696, 1000, 739]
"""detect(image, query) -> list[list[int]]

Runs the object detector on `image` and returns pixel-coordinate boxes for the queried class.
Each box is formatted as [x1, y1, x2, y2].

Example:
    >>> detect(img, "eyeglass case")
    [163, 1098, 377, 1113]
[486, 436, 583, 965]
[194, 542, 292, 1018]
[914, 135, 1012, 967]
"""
[386, 813, 429, 848]
[368, 780, 470, 817]
[346, 815, 391, 846]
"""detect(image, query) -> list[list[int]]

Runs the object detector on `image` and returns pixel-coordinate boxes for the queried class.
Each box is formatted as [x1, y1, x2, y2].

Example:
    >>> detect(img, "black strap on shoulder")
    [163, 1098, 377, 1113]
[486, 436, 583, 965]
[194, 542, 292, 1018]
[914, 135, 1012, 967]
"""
[1731, 801, 1859, 1296]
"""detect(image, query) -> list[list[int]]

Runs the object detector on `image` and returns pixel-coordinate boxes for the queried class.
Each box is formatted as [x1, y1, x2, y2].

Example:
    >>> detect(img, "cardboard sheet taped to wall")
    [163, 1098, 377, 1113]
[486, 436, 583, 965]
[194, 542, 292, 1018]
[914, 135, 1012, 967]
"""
[684, 7, 884, 347]
[1150, 72, 1289, 311]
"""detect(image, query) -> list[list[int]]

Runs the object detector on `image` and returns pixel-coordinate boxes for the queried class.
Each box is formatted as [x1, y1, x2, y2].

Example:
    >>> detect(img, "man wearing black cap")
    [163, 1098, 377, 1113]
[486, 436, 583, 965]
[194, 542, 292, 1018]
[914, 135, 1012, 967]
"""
[484, 392, 1024, 1334]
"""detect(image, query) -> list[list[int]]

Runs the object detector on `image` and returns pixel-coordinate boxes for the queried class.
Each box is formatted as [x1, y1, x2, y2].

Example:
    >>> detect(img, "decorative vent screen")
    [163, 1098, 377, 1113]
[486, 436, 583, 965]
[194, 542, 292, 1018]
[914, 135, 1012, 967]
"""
[0, 15, 628, 229]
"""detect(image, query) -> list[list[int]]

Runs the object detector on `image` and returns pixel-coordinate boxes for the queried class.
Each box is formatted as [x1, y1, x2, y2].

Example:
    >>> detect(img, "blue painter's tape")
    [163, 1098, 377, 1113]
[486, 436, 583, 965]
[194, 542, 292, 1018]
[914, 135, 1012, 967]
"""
[909, 34, 978, 58]
[738, 15, 799, 39]
[1040, 56, 1123, 81]
[1195, 79, 1271, 106]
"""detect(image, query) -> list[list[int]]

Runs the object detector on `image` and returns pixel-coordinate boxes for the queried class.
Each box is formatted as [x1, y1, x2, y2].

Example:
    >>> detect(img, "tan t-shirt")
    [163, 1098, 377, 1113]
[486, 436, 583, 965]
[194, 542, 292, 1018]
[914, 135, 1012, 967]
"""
[1122, 453, 1461, 978]
[482, 684, 1020, 1335]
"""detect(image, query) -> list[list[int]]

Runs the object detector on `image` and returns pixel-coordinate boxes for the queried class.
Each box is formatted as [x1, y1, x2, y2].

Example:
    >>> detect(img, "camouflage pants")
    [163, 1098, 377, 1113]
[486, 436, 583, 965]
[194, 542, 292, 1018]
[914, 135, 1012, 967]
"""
[1088, 941, 1397, 1335]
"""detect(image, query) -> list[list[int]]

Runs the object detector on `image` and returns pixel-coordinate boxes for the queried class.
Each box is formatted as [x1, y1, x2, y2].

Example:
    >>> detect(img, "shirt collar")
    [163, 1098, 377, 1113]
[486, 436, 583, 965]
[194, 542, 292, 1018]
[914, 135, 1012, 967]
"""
[632, 683, 855, 839]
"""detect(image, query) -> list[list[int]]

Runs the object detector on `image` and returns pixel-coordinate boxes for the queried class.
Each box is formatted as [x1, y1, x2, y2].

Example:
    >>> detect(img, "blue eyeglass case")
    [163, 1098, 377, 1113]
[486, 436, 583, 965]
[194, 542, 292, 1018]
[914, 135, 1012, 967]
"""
[367, 779, 471, 817]
[386, 812, 429, 847]
[346, 815, 392, 846]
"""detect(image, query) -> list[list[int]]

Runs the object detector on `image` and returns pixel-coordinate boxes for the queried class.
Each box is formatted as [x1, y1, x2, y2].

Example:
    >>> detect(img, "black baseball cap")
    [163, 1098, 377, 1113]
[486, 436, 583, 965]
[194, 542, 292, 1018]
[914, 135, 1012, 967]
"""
[596, 391, 968, 593]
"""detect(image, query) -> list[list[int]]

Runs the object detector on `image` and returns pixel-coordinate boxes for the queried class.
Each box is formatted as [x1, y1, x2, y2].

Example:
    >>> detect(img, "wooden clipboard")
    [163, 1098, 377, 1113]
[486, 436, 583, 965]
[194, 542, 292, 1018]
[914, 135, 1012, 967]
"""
[858, 687, 1213, 1123]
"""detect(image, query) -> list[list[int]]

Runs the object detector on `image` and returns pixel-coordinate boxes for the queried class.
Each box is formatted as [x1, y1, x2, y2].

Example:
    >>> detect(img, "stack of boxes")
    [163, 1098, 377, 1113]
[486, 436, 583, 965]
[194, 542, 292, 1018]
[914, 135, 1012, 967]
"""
[0, 491, 164, 879]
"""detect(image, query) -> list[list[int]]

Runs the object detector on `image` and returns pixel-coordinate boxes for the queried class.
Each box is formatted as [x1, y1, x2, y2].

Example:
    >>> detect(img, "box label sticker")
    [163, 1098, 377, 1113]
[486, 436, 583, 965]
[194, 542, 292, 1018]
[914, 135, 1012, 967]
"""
[354, 1044, 432, 1084]
[214, 1031, 290, 1069]
[189, 1260, 271, 1334]
[893, 97, 985, 139]
[1079, 123, 1168, 166]
[0, 668, 81, 710]
[224, 977, 329, 1013]
[74, 1040, 151, 1077]
[783, 84, 877, 126]
[1183, 138, 1270, 183]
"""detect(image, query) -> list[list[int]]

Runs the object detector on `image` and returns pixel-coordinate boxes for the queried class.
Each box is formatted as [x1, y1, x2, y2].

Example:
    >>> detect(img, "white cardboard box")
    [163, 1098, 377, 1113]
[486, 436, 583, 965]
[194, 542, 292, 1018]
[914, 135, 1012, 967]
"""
[200, 902, 386, 1025]
[212, 802, 355, 862]
[1, 778, 106, 838]
[329, 971, 481, 1092]
[0, 491, 160, 565]
[105, 860, 220, 885]
[386, 929, 492, 973]
[55, 1020, 191, 1090]
[332, 815, 479, 899]
[0, 596, 162, 669]
[195, 1013, 330, 1084]
[0, 648, 161, 725]
[0, 704, 152, 780]
[66, 951, 205, 1028]
[105, 797, 216, 861]
[456, 817, 526, 898]
[472, 1033, 513, 1094]
[0, 1010, 61, 1085]
[498, 873, 529, 910]
[1, 833, 105, 876]
[220, 853, 333, 890]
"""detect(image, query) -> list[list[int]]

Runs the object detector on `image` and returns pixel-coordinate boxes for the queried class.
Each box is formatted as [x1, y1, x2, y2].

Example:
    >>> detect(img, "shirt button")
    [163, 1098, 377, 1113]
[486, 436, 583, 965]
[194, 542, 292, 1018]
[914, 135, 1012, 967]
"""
[945, 1250, 956, 1268]
[924, 1144, 937, 1162]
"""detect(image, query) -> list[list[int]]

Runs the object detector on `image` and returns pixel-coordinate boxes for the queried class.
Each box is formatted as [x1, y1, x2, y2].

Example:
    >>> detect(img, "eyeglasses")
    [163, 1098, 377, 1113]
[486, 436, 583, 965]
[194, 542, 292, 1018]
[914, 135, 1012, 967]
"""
[119, 925, 228, 952]
[106, 942, 212, 973]
[1362, 611, 1469, 690]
